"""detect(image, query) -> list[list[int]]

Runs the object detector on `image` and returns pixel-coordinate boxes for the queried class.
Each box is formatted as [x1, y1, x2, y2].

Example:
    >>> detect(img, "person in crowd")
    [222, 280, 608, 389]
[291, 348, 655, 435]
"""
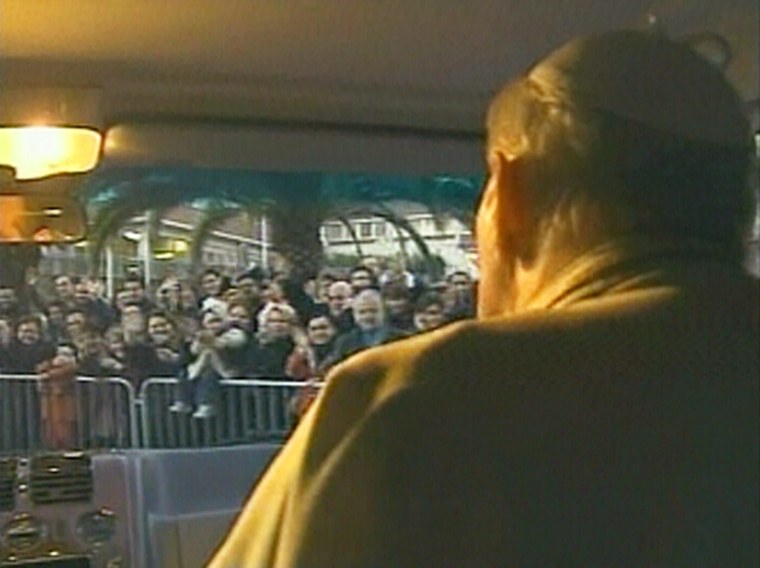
[227, 301, 255, 334]
[0, 316, 13, 370]
[315, 269, 337, 304]
[348, 264, 378, 294]
[170, 302, 247, 418]
[443, 269, 476, 321]
[120, 303, 146, 342]
[154, 276, 177, 309]
[53, 274, 78, 309]
[285, 314, 338, 425]
[97, 325, 148, 385]
[74, 277, 116, 332]
[44, 300, 67, 344]
[0, 286, 21, 321]
[361, 256, 383, 279]
[324, 288, 406, 367]
[210, 30, 759, 566]
[119, 302, 158, 389]
[55, 343, 78, 362]
[279, 274, 318, 326]
[103, 326, 126, 368]
[222, 301, 255, 372]
[260, 279, 286, 305]
[112, 289, 133, 319]
[222, 285, 240, 305]
[5, 315, 56, 373]
[381, 282, 416, 334]
[76, 331, 123, 447]
[378, 259, 415, 290]
[233, 268, 265, 324]
[63, 307, 89, 345]
[22, 266, 48, 315]
[36, 345, 78, 450]
[198, 268, 226, 307]
[76, 331, 124, 377]
[285, 314, 338, 380]
[412, 291, 447, 333]
[306, 270, 336, 329]
[302, 276, 318, 303]
[144, 311, 184, 377]
[121, 274, 153, 314]
[0, 316, 12, 346]
[154, 277, 198, 337]
[325, 280, 354, 334]
[248, 303, 298, 378]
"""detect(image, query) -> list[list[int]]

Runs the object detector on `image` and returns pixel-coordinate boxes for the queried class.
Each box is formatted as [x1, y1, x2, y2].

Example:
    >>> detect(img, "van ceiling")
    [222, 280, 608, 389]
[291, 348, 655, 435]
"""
[1, 0, 757, 170]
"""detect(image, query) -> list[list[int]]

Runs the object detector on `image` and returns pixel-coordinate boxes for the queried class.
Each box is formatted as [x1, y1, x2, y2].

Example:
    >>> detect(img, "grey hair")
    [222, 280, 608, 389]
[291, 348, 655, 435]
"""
[486, 74, 754, 262]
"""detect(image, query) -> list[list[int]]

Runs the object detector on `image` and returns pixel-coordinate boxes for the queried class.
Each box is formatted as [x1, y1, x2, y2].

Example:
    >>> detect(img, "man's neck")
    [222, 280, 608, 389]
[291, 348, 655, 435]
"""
[511, 234, 738, 314]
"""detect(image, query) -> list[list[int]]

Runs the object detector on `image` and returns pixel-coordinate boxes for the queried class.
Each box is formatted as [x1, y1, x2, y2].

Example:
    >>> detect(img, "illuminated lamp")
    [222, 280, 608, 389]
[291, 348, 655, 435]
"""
[172, 239, 189, 253]
[0, 88, 103, 180]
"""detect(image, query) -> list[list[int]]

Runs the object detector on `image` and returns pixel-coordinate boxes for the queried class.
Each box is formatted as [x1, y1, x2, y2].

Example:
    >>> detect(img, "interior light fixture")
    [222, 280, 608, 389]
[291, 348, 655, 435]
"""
[0, 126, 102, 180]
[0, 88, 103, 180]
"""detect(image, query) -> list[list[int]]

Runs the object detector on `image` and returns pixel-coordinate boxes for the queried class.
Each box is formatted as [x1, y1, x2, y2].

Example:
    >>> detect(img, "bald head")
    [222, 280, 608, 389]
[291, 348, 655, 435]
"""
[327, 280, 353, 316]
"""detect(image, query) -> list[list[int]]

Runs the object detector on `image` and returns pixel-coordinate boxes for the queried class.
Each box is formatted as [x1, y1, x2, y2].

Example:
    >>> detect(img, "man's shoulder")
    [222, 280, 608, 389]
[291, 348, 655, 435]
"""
[303, 315, 564, 465]
[320, 302, 652, 404]
[322, 318, 521, 398]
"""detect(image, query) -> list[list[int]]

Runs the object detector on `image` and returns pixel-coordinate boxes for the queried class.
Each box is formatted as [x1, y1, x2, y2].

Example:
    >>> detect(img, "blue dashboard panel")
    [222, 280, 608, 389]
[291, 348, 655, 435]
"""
[1, 446, 282, 568]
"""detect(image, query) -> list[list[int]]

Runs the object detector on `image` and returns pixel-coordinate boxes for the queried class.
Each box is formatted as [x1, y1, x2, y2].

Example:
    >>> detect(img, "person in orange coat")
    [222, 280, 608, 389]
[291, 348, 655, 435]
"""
[285, 314, 338, 422]
[37, 346, 79, 450]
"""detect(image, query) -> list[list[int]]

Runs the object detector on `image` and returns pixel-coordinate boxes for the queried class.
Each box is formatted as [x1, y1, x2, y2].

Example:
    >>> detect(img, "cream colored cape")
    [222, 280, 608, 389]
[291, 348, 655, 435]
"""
[209, 242, 759, 567]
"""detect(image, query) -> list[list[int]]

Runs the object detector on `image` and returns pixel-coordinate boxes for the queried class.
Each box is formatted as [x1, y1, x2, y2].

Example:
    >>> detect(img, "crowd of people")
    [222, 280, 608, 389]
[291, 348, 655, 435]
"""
[0, 260, 476, 419]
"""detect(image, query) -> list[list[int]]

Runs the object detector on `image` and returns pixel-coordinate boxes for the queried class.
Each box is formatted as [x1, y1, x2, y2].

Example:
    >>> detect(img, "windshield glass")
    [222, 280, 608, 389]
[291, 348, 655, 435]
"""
[1, 165, 485, 454]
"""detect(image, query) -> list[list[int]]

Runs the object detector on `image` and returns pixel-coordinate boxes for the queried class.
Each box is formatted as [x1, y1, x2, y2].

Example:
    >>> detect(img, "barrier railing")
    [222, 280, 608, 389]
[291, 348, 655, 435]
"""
[2, 374, 320, 452]
[139, 378, 318, 449]
[0, 374, 139, 455]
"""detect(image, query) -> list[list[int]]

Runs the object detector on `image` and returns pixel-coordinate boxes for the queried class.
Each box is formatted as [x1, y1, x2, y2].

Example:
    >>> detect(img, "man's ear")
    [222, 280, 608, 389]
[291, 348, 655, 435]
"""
[488, 151, 529, 247]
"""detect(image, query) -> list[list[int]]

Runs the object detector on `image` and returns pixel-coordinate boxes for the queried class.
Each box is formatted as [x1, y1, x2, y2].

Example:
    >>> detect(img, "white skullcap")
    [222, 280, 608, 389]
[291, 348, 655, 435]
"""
[527, 30, 750, 147]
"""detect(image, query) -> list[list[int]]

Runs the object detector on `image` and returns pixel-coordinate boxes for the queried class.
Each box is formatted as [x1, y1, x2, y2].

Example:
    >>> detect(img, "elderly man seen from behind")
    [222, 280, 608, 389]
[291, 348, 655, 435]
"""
[210, 30, 758, 567]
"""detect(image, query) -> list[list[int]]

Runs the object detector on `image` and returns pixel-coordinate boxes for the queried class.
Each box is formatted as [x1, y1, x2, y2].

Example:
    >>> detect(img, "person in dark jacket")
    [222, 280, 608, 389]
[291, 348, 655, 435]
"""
[381, 282, 416, 334]
[0, 286, 21, 322]
[144, 311, 184, 378]
[5, 315, 56, 373]
[285, 314, 337, 380]
[76, 332, 123, 377]
[324, 289, 406, 369]
[0, 316, 12, 371]
[249, 303, 297, 378]
[325, 280, 355, 334]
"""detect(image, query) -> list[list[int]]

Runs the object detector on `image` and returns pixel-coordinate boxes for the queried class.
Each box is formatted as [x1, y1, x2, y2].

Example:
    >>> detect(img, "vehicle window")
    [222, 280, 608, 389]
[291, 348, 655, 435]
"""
[1, 165, 484, 454]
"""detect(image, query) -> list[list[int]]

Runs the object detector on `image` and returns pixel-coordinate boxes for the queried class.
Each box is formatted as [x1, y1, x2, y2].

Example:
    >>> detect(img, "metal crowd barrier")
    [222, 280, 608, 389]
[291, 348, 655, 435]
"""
[0, 374, 138, 455]
[2, 374, 321, 452]
[139, 378, 319, 449]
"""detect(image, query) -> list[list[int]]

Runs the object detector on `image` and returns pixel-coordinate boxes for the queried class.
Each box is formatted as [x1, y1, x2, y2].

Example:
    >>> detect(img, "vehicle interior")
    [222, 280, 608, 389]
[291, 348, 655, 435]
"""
[1, 1, 758, 567]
